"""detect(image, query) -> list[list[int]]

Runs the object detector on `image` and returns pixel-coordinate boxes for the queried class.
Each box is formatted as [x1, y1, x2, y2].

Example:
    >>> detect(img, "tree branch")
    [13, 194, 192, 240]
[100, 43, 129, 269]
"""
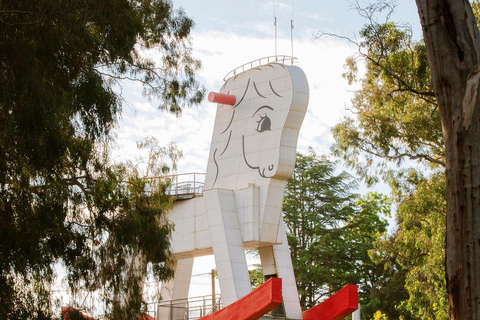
[358, 144, 446, 167]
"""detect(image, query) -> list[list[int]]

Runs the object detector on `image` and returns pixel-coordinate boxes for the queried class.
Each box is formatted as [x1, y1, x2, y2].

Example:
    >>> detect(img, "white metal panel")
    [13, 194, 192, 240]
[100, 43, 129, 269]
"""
[158, 258, 194, 320]
[162, 62, 309, 317]
[204, 189, 251, 305]
[273, 223, 303, 319]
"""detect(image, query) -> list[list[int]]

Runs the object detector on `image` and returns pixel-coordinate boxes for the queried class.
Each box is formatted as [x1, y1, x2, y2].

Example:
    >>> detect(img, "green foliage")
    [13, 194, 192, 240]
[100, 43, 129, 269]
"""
[473, 0, 480, 19]
[1, 137, 179, 319]
[248, 264, 264, 290]
[283, 149, 389, 315]
[326, 3, 451, 318]
[0, 0, 204, 318]
[373, 310, 389, 320]
[332, 21, 443, 186]
[375, 173, 448, 319]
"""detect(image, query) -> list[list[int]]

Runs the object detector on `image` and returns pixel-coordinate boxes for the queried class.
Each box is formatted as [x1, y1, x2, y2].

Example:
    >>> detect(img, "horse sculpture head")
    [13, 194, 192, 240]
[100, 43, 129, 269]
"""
[205, 62, 309, 190]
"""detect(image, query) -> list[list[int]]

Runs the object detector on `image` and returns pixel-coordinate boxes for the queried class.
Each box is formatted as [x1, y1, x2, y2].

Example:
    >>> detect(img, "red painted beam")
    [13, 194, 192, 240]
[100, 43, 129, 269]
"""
[62, 307, 96, 320]
[302, 284, 358, 320]
[140, 312, 154, 320]
[62, 307, 154, 320]
[198, 277, 283, 320]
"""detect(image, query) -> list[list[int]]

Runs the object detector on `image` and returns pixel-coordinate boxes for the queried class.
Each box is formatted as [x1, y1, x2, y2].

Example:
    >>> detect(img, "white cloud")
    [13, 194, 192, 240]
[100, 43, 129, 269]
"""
[111, 30, 358, 176]
[303, 12, 325, 22]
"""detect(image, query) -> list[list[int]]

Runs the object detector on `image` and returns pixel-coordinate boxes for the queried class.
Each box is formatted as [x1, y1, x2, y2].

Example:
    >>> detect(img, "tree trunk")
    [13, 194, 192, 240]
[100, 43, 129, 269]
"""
[415, 1, 480, 318]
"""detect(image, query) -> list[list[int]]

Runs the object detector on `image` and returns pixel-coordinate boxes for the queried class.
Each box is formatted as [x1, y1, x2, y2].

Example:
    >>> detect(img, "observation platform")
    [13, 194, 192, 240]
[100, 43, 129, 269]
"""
[223, 55, 298, 81]
[162, 173, 205, 200]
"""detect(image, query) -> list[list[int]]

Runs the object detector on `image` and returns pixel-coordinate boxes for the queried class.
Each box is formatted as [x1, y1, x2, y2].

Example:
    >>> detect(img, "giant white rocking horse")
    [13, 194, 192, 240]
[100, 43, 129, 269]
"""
[159, 59, 309, 320]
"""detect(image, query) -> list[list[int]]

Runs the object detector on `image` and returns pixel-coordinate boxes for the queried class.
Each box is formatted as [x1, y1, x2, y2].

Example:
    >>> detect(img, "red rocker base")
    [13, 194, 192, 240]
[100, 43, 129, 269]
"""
[198, 280, 357, 320]
[63, 281, 357, 320]
[198, 277, 283, 320]
[303, 284, 358, 320]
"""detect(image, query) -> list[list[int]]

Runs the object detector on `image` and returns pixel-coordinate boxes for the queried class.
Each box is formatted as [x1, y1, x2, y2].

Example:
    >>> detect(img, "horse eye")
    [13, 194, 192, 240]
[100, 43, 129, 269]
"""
[256, 114, 271, 132]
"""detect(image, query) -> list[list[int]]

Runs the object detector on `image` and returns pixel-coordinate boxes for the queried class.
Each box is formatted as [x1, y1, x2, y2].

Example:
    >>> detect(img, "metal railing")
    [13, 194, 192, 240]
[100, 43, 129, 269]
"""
[223, 55, 298, 81]
[156, 294, 223, 320]
[160, 173, 206, 200]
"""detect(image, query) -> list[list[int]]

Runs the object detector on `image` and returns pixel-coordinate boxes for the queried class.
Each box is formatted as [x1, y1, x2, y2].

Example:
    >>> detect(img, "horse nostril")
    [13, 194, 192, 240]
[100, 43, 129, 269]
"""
[268, 164, 274, 171]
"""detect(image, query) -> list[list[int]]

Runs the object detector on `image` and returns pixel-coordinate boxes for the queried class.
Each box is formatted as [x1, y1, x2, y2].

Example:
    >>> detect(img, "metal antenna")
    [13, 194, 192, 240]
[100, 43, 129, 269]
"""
[274, 0, 277, 57]
[291, 0, 294, 59]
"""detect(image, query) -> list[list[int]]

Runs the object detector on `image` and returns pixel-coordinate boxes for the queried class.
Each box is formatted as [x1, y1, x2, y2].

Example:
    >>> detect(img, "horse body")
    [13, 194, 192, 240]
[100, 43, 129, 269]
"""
[159, 62, 309, 320]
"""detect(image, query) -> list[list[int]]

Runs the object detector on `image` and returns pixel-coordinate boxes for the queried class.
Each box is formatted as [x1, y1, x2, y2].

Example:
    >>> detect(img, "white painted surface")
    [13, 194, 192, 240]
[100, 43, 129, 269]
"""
[352, 304, 361, 320]
[162, 62, 308, 319]
[158, 258, 194, 319]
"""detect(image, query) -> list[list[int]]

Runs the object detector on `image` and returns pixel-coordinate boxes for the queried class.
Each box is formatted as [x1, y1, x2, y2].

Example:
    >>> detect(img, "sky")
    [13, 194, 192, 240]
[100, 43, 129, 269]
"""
[109, 0, 423, 306]
[113, 0, 422, 169]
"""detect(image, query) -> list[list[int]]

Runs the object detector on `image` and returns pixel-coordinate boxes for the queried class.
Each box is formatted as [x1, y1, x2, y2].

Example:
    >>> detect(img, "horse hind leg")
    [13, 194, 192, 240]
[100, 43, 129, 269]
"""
[158, 258, 194, 320]
[259, 222, 302, 320]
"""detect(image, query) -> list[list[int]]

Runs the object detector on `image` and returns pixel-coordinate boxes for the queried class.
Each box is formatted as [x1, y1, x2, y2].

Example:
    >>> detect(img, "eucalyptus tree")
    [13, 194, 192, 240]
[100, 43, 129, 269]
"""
[0, 0, 204, 318]
[414, 0, 480, 318]
[324, 0, 480, 317]
[320, 3, 447, 316]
